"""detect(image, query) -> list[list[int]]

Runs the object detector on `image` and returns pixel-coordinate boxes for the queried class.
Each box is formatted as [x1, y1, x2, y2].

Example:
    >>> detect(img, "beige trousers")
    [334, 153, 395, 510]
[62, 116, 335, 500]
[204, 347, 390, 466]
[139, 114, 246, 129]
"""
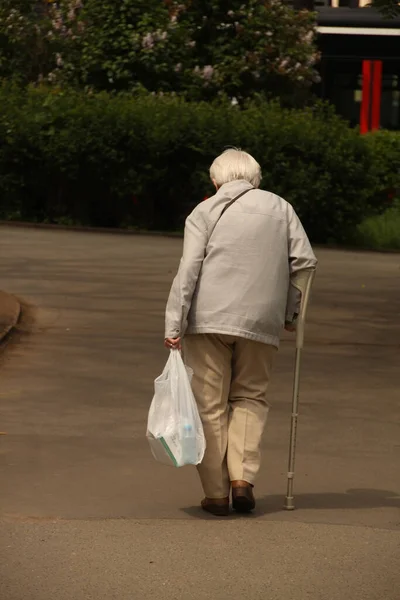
[184, 334, 277, 499]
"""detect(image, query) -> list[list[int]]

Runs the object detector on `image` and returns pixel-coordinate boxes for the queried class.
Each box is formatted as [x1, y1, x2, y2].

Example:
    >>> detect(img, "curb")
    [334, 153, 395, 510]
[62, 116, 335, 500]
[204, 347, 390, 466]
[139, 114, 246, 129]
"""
[0, 291, 21, 343]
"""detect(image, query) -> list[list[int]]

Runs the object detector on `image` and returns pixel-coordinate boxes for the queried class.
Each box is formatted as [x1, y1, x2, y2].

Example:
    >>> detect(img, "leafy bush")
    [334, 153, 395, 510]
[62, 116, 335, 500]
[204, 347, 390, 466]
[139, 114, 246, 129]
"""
[0, 85, 391, 242]
[0, 1, 318, 103]
[363, 130, 400, 206]
[352, 201, 400, 250]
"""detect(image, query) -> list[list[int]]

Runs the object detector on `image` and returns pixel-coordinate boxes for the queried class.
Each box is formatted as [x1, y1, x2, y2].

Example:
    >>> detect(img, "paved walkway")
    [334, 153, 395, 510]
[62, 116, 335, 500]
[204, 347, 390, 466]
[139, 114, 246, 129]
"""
[0, 227, 399, 600]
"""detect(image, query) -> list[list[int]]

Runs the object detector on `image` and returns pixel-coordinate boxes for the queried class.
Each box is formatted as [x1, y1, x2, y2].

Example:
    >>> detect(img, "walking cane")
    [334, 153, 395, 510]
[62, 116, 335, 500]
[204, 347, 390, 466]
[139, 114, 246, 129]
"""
[283, 268, 316, 511]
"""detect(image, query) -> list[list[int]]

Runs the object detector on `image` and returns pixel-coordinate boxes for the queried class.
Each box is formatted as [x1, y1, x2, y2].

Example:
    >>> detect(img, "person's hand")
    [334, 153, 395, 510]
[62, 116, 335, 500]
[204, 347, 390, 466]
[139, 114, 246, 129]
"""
[164, 337, 181, 350]
[285, 313, 298, 333]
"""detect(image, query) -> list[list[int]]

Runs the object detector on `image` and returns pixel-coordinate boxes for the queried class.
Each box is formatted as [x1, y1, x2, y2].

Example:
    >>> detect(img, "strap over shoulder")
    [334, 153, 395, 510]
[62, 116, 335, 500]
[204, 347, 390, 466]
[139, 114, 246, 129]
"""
[207, 187, 253, 244]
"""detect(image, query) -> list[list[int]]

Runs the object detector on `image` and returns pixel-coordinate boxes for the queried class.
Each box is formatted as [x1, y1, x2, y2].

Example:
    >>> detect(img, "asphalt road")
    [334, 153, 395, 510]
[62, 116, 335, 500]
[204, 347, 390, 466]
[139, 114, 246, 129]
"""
[0, 227, 399, 600]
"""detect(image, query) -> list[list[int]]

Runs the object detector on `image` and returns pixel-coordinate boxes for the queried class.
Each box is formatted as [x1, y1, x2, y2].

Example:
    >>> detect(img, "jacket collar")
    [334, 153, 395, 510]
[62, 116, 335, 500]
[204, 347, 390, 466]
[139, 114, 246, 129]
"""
[217, 180, 254, 199]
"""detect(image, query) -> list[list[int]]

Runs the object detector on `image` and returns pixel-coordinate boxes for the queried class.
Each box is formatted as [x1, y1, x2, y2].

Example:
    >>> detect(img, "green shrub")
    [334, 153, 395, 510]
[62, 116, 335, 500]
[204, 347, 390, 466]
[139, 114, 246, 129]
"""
[353, 202, 400, 250]
[363, 130, 400, 207]
[0, 85, 390, 242]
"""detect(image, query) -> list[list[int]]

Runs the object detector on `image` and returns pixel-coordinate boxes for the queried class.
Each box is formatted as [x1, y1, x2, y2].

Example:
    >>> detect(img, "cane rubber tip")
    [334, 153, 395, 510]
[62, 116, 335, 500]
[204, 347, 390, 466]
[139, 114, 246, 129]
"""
[283, 498, 295, 511]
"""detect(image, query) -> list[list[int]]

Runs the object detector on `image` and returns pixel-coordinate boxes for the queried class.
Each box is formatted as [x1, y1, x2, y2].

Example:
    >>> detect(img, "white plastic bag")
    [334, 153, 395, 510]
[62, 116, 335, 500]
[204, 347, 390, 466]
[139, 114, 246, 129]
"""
[146, 350, 206, 467]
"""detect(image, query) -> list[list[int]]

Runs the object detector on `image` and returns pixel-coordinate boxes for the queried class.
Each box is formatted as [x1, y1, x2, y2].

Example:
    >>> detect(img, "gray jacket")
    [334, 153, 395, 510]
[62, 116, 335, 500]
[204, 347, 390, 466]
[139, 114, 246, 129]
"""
[165, 180, 317, 348]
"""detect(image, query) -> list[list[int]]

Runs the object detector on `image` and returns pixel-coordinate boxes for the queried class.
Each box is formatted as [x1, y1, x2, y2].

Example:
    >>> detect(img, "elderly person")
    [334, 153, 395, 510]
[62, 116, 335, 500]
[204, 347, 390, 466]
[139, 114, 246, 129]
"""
[165, 149, 317, 516]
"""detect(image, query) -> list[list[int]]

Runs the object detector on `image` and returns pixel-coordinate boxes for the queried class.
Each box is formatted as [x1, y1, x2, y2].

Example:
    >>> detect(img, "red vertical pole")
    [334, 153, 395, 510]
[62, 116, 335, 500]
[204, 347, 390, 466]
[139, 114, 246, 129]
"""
[371, 60, 382, 131]
[360, 60, 371, 134]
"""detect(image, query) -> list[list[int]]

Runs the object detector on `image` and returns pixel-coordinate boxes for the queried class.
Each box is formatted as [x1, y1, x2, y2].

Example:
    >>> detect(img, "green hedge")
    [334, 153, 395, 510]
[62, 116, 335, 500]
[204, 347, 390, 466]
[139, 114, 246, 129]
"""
[363, 130, 400, 202]
[0, 85, 395, 242]
[354, 202, 400, 250]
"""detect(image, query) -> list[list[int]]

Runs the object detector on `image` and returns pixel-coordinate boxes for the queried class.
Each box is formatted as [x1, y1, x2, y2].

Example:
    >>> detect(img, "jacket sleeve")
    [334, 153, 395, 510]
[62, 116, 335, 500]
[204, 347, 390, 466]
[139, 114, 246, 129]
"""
[165, 211, 207, 339]
[286, 204, 317, 323]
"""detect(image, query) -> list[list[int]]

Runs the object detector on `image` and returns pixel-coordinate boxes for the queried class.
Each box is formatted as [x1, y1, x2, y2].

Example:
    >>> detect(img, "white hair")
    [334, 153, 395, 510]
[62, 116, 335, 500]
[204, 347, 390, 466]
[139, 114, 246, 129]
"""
[210, 148, 262, 188]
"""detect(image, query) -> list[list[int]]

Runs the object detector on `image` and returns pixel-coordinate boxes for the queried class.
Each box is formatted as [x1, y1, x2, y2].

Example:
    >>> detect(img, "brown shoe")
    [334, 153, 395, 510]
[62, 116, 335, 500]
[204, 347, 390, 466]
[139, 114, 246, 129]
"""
[231, 481, 255, 513]
[201, 497, 230, 517]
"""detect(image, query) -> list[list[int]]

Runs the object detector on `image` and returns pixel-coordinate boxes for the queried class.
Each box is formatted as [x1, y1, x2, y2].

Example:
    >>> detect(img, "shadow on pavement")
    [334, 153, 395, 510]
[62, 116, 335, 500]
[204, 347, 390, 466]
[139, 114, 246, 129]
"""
[181, 488, 400, 520]
[257, 488, 400, 515]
